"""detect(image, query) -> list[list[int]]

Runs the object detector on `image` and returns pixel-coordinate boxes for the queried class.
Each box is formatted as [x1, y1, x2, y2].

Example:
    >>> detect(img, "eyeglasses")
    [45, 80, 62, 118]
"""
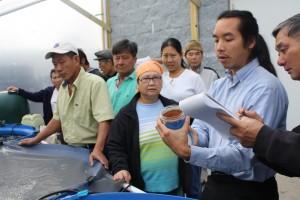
[98, 60, 108, 67]
[139, 76, 162, 84]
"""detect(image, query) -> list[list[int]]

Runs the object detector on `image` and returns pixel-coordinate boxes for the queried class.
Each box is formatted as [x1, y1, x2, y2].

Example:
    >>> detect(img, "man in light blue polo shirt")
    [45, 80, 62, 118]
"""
[107, 39, 138, 115]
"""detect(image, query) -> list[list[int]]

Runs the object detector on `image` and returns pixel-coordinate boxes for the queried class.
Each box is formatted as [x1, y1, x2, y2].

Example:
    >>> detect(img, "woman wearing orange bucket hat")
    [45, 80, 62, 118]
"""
[107, 60, 191, 196]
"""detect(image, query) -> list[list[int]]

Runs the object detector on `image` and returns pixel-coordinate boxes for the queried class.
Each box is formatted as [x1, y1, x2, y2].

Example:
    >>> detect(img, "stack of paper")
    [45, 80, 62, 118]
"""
[179, 92, 239, 139]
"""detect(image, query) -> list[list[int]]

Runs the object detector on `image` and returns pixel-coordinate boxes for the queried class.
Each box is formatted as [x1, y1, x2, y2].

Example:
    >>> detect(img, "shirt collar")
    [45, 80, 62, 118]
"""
[187, 64, 202, 74]
[107, 72, 117, 79]
[195, 65, 203, 74]
[115, 69, 136, 81]
[225, 58, 259, 84]
[86, 68, 94, 73]
[62, 67, 85, 88]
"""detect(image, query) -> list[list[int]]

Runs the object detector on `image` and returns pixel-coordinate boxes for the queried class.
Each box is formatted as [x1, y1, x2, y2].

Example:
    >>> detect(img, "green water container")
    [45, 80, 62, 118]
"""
[0, 91, 30, 124]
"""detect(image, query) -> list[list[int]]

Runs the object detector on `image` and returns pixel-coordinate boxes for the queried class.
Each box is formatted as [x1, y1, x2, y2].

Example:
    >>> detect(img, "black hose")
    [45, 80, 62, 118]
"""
[37, 189, 79, 200]
[120, 183, 131, 192]
[37, 175, 95, 199]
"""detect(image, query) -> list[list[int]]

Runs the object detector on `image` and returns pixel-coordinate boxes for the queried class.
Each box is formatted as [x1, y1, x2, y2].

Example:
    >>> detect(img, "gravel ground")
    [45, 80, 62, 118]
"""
[201, 171, 299, 200]
[277, 174, 300, 200]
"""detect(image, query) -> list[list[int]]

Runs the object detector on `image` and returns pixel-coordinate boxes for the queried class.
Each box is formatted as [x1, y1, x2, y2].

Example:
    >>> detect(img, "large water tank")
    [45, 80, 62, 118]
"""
[0, 91, 30, 124]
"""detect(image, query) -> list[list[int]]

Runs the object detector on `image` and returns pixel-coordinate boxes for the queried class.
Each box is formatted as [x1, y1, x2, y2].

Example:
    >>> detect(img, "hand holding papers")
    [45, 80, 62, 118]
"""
[179, 92, 239, 139]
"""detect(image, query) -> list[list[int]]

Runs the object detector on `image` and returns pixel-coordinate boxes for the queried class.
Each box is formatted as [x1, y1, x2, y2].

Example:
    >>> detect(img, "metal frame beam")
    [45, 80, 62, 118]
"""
[61, 0, 111, 32]
[0, 0, 46, 17]
[189, 0, 201, 8]
[189, 0, 201, 40]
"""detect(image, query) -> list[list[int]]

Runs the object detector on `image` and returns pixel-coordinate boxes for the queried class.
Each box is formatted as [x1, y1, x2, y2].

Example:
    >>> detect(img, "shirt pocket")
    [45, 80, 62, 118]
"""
[73, 101, 90, 124]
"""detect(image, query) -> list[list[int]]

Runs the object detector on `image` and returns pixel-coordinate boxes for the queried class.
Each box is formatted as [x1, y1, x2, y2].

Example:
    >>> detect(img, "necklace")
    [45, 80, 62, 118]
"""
[170, 68, 184, 78]
[170, 68, 184, 84]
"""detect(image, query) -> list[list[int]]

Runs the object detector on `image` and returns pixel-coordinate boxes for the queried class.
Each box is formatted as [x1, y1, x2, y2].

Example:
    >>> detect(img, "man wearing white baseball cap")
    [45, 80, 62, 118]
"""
[20, 42, 114, 169]
[45, 42, 79, 59]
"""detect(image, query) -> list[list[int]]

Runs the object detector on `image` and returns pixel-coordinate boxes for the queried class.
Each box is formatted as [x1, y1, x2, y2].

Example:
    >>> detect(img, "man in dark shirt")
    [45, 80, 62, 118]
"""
[78, 48, 106, 80]
[94, 49, 117, 81]
[7, 69, 62, 125]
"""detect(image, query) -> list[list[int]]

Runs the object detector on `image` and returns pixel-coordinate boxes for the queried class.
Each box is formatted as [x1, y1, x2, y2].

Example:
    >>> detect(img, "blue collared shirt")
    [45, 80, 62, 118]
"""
[190, 58, 288, 182]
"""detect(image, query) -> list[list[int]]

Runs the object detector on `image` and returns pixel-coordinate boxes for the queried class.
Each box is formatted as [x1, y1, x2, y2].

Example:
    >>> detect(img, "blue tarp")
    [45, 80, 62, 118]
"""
[0, 141, 123, 199]
[0, 124, 195, 200]
[62, 192, 194, 200]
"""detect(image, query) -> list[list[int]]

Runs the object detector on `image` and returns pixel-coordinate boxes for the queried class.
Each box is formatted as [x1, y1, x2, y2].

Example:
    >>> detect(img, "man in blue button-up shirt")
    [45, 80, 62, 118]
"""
[218, 14, 300, 178]
[156, 10, 288, 200]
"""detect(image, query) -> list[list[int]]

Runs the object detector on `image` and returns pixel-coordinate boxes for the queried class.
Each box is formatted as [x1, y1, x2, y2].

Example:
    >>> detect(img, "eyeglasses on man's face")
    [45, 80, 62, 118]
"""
[139, 76, 162, 84]
[98, 60, 109, 67]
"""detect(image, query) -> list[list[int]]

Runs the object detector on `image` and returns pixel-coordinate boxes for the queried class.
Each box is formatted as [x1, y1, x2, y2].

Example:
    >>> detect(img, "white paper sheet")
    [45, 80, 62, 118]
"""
[179, 93, 239, 139]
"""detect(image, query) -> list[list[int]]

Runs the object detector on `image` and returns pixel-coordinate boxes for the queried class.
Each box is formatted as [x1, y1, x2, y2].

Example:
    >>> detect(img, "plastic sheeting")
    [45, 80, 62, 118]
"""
[0, 141, 123, 200]
[72, 193, 194, 200]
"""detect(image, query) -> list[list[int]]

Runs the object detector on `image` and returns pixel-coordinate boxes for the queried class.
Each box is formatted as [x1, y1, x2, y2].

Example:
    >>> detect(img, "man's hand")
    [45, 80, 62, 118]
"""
[113, 170, 131, 183]
[89, 150, 109, 169]
[156, 116, 191, 160]
[19, 137, 40, 146]
[7, 86, 19, 93]
[91, 121, 111, 169]
[217, 109, 264, 148]
[237, 108, 264, 123]
[19, 119, 61, 146]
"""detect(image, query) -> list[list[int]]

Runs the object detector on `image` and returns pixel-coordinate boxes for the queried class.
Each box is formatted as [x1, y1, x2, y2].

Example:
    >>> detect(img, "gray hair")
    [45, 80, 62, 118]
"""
[272, 13, 300, 39]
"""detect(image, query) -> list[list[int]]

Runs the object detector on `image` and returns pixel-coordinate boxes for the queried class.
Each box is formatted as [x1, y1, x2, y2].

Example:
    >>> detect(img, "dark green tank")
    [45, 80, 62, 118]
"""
[0, 91, 30, 124]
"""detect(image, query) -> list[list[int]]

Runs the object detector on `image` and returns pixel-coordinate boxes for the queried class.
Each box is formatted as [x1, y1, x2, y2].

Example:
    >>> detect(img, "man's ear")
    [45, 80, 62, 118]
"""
[248, 37, 256, 50]
[73, 55, 81, 65]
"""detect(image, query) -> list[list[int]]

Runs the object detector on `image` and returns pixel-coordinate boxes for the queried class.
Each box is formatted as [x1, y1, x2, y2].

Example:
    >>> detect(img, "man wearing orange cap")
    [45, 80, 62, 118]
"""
[107, 61, 188, 195]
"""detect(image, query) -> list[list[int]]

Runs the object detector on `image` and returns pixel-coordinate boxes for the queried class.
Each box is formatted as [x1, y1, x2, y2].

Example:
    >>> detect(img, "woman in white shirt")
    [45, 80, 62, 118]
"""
[160, 38, 206, 102]
[160, 38, 206, 199]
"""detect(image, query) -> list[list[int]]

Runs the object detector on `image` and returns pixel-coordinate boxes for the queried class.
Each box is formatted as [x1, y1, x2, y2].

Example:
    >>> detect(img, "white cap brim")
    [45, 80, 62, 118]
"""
[45, 42, 78, 59]
[45, 49, 73, 59]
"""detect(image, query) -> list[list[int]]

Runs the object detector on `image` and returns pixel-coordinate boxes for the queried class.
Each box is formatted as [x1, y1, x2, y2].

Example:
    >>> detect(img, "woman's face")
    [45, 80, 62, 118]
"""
[161, 46, 182, 73]
[138, 71, 162, 99]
